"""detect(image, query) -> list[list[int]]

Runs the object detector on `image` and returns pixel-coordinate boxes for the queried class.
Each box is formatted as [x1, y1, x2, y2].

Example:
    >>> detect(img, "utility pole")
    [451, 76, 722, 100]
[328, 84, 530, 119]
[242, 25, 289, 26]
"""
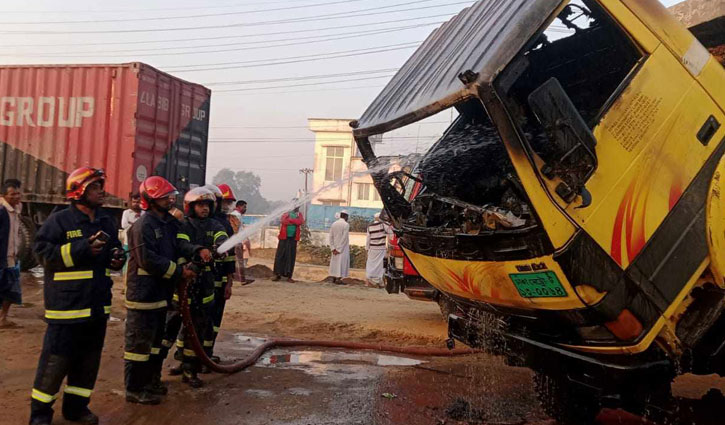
[299, 168, 313, 219]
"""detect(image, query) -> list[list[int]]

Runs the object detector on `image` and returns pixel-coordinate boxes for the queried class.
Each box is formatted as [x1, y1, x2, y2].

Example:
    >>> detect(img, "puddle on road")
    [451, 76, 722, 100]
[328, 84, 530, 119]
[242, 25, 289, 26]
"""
[230, 334, 425, 379]
[263, 351, 423, 368]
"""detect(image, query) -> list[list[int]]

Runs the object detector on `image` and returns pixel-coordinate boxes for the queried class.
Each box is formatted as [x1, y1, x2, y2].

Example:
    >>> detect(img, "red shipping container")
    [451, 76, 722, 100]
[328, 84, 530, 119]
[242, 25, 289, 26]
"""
[0, 62, 210, 215]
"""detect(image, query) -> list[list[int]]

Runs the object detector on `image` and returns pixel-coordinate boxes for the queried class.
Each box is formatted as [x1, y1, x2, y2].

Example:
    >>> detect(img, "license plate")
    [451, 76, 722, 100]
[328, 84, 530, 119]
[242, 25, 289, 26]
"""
[509, 271, 567, 298]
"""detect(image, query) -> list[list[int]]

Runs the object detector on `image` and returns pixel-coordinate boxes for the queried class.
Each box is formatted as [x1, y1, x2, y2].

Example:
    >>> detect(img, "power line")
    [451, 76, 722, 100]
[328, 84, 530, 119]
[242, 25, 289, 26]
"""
[211, 121, 451, 129]
[11, 23, 438, 58]
[165, 41, 420, 72]
[213, 83, 386, 96]
[209, 136, 440, 142]
[0, 0, 371, 24]
[0, 0, 470, 34]
[0, 13, 455, 48]
[204, 68, 398, 86]
[0, 0, 321, 14]
[214, 74, 395, 92]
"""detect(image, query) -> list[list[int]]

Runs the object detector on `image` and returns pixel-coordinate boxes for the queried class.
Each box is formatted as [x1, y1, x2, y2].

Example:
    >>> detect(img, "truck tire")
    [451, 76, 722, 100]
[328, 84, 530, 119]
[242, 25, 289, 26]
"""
[18, 216, 38, 271]
[534, 371, 601, 425]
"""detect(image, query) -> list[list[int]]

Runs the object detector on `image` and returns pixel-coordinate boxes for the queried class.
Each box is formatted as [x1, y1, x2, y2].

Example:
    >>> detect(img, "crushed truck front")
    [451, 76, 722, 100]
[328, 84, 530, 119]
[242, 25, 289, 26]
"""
[354, 0, 725, 364]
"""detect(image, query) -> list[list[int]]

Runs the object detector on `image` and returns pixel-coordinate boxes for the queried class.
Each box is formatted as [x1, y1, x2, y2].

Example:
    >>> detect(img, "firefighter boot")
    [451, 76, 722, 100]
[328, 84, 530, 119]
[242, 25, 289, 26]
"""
[146, 374, 168, 396]
[182, 370, 204, 389]
[63, 408, 99, 425]
[125, 391, 162, 405]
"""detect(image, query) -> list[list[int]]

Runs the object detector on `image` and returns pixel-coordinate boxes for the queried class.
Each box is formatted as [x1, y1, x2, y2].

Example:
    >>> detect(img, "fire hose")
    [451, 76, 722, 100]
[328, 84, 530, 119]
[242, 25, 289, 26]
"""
[176, 274, 479, 374]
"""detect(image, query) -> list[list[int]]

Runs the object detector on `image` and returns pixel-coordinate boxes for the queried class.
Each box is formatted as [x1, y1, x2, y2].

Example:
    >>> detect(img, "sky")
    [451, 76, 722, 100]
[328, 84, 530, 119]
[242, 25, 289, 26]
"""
[0, 0, 686, 201]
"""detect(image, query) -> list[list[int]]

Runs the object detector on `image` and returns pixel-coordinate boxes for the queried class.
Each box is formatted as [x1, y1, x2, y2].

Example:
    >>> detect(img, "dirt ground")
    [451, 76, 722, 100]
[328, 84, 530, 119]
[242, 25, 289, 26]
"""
[1, 259, 724, 425]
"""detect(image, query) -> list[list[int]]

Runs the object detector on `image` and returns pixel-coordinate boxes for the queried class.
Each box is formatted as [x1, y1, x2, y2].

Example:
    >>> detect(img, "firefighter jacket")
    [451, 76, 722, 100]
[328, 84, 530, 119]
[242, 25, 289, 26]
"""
[125, 211, 190, 311]
[175, 217, 229, 306]
[33, 204, 123, 324]
[213, 213, 236, 289]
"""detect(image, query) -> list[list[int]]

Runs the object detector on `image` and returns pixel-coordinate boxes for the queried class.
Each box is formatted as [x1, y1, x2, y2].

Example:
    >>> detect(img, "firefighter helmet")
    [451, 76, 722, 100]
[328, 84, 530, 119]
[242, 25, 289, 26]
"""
[139, 176, 178, 210]
[66, 167, 105, 201]
[217, 184, 236, 201]
[184, 187, 216, 216]
[204, 184, 223, 199]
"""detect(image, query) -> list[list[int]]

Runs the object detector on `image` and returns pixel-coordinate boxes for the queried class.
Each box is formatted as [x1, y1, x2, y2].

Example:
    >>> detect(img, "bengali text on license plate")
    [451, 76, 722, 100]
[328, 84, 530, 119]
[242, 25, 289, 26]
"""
[509, 271, 567, 298]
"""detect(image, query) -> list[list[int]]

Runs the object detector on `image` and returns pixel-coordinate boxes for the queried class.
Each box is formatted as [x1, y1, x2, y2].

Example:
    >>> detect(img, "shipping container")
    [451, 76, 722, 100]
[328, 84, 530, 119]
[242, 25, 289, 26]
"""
[0, 62, 211, 267]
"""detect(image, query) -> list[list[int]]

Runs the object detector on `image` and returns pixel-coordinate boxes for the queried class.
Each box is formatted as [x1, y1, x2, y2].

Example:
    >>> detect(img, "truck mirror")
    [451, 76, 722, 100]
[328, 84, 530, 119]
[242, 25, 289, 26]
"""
[527, 78, 598, 207]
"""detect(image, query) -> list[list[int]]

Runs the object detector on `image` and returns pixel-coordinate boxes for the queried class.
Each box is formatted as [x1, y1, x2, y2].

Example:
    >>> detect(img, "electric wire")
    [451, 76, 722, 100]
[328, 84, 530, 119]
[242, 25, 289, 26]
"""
[10, 23, 439, 58]
[164, 42, 420, 72]
[0, 0, 373, 25]
[0, 13, 456, 48]
[0, 0, 471, 34]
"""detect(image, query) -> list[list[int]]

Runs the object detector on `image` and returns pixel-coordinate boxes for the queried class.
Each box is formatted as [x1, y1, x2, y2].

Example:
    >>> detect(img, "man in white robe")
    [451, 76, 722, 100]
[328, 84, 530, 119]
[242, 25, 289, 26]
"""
[329, 211, 350, 284]
[365, 213, 390, 288]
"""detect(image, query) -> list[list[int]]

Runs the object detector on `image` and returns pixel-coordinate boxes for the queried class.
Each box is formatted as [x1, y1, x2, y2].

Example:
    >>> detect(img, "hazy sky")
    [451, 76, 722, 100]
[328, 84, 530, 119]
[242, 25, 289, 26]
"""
[0, 0, 686, 201]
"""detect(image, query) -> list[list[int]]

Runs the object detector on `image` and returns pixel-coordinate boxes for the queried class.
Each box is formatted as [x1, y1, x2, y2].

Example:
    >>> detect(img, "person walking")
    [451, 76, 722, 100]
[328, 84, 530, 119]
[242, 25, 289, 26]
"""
[365, 213, 390, 288]
[0, 179, 23, 328]
[272, 205, 304, 283]
[30, 168, 125, 425]
[328, 211, 350, 285]
[124, 176, 196, 405]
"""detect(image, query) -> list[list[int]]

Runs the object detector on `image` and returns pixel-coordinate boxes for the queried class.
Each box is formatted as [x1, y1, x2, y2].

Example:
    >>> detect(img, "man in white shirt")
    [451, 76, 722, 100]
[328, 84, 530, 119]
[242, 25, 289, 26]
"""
[121, 193, 142, 236]
[328, 211, 350, 285]
[0, 179, 23, 328]
[120, 193, 142, 288]
[365, 213, 390, 288]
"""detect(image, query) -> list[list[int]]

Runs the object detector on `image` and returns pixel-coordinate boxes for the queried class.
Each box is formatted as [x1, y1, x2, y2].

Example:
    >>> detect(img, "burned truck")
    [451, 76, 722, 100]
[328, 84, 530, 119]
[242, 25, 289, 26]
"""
[353, 0, 725, 423]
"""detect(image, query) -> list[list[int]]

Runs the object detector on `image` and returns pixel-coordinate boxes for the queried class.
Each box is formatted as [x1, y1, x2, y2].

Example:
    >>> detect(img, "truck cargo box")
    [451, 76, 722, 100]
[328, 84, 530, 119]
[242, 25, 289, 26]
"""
[0, 62, 210, 213]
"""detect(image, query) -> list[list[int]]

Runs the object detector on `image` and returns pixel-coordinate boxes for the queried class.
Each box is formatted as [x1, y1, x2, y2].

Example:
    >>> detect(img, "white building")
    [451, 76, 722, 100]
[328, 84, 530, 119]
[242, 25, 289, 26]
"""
[308, 118, 383, 209]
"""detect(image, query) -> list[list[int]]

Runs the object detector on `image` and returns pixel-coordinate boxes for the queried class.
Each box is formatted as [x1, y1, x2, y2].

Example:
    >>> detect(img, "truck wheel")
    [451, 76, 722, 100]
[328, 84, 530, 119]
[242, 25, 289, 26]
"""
[534, 371, 601, 425]
[17, 216, 38, 271]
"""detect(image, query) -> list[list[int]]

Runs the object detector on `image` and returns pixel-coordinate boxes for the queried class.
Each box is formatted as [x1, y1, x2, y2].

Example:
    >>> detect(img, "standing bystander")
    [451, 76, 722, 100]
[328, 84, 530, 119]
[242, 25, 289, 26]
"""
[120, 194, 142, 289]
[0, 179, 23, 328]
[365, 213, 390, 288]
[231, 200, 253, 283]
[329, 211, 351, 285]
[272, 205, 305, 283]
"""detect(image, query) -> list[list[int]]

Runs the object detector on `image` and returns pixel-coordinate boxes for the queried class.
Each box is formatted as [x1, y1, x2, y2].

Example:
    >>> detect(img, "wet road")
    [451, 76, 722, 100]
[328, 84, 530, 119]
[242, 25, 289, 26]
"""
[6, 272, 725, 424]
[70, 333, 724, 425]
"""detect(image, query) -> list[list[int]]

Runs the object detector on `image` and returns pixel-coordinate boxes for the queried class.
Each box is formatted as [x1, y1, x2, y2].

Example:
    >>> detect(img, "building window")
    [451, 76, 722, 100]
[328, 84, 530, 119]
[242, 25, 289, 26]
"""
[325, 147, 344, 181]
[357, 183, 371, 201]
[373, 189, 381, 202]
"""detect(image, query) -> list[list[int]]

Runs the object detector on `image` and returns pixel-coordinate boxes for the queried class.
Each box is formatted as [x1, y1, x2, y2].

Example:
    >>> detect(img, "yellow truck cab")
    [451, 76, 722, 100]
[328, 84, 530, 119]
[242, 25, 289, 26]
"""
[353, 0, 725, 422]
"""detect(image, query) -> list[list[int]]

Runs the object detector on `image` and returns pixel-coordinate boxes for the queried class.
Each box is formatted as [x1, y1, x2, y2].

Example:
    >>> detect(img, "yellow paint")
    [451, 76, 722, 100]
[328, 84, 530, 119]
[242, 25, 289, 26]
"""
[564, 259, 709, 354]
[404, 249, 589, 311]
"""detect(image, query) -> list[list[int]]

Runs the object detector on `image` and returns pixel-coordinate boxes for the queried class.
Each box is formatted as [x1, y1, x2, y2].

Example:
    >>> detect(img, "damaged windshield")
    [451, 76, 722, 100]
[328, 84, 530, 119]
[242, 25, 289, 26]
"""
[496, 0, 643, 202]
[397, 99, 534, 233]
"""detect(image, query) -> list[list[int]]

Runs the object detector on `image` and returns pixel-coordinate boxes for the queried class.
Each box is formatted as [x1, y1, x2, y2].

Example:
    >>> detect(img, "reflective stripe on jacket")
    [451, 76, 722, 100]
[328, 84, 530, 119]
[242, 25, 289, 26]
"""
[33, 205, 121, 324]
[125, 212, 188, 310]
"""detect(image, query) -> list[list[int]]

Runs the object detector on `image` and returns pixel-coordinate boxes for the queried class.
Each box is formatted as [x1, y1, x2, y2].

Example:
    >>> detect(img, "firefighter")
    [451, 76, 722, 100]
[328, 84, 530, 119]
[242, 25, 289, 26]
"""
[201, 184, 236, 365]
[123, 176, 199, 405]
[173, 187, 229, 387]
[30, 168, 125, 425]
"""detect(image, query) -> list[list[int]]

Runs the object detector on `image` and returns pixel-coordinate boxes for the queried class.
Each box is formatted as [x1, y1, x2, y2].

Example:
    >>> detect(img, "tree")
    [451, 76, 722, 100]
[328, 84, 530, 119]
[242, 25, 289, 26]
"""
[211, 169, 280, 214]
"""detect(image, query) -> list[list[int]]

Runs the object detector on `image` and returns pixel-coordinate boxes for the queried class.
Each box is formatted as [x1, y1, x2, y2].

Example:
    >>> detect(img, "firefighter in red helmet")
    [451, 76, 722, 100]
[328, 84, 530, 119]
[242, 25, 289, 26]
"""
[30, 167, 125, 425]
[123, 176, 199, 404]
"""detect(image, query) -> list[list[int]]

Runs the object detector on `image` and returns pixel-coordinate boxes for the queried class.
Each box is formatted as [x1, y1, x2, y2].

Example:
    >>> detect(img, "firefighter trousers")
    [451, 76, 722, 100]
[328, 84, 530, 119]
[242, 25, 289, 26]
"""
[160, 302, 182, 362]
[205, 288, 227, 356]
[177, 303, 210, 374]
[124, 308, 166, 393]
[30, 319, 107, 423]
